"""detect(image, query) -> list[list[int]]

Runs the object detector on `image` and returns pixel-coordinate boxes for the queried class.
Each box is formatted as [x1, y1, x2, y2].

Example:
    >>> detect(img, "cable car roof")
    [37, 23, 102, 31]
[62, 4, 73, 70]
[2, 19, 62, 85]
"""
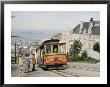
[43, 39, 60, 44]
[36, 39, 66, 51]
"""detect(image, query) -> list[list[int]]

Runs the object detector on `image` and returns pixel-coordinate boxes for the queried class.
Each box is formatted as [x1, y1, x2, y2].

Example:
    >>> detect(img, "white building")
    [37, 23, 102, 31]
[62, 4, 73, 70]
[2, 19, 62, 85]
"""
[68, 19, 99, 48]
[52, 33, 66, 43]
[52, 18, 100, 59]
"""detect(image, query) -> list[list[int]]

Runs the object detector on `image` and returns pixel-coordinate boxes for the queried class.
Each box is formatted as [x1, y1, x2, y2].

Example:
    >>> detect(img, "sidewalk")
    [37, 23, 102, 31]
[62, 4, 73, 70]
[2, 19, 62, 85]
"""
[11, 63, 38, 77]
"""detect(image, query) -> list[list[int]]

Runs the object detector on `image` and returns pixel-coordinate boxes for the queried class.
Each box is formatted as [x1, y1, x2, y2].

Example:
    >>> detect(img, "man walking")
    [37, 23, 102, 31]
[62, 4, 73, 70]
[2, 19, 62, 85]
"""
[32, 54, 36, 71]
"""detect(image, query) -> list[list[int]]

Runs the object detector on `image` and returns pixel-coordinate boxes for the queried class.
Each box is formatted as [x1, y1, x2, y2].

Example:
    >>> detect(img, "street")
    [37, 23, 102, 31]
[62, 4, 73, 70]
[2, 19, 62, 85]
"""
[11, 62, 100, 77]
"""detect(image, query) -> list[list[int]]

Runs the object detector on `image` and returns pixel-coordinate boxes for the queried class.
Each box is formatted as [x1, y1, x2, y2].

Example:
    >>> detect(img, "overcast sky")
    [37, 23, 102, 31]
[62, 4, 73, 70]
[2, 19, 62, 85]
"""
[11, 11, 100, 43]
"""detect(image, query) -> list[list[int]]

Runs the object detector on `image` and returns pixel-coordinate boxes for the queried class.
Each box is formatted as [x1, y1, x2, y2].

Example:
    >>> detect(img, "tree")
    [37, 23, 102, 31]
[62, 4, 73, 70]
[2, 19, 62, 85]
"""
[68, 40, 82, 61]
[93, 42, 100, 52]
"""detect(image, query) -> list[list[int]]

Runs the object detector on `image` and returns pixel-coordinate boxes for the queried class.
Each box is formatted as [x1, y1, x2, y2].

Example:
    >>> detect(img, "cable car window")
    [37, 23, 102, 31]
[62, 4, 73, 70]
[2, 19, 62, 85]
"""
[42, 49, 45, 55]
[53, 45, 58, 53]
[41, 49, 45, 57]
[59, 44, 65, 53]
[46, 45, 51, 54]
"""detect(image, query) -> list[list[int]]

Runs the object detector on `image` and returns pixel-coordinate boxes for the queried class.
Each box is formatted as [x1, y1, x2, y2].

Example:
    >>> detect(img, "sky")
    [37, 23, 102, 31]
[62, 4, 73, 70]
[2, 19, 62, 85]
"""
[11, 11, 100, 43]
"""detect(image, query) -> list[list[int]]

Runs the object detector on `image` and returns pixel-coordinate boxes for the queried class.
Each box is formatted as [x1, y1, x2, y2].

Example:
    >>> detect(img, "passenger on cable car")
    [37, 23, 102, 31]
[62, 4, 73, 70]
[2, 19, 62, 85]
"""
[53, 47, 58, 53]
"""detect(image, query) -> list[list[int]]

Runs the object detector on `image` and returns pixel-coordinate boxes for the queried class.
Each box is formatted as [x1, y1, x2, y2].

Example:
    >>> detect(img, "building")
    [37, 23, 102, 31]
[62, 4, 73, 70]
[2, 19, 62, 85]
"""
[52, 18, 100, 59]
[52, 33, 66, 43]
[67, 18, 99, 49]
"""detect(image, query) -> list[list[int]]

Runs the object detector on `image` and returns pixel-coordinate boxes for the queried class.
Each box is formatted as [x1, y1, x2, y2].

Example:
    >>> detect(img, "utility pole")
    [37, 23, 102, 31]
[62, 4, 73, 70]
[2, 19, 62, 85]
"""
[11, 35, 19, 64]
[15, 40, 17, 64]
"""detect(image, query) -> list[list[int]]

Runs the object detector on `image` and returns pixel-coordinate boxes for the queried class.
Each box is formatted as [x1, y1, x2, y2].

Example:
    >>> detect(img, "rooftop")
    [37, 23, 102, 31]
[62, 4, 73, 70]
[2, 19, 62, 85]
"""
[72, 21, 100, 35]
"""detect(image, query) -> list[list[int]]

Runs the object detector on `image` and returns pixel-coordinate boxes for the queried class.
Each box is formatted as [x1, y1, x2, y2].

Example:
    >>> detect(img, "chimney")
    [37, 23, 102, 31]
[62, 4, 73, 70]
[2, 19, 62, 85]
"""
[88, 18, 94, 34]
[90, 18, 93, 22]
[89, 18, 94, 28]
[79, 21, 83, 33]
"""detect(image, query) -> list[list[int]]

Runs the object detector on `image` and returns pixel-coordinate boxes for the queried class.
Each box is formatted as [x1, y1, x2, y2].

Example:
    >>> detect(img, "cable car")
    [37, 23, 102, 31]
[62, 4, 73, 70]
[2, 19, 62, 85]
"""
[36, 39, 67, 70]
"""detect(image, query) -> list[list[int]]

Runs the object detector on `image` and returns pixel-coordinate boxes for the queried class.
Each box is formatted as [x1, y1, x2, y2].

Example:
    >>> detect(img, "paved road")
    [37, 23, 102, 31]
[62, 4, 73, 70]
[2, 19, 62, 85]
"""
[11, 62, 100, 77]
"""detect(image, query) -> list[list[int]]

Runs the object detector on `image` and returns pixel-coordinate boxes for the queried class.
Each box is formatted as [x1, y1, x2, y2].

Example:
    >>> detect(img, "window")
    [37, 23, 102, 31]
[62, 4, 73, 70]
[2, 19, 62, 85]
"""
[53, 45, 58, 53]
[59, 44, 65, 53]
[46, 45, 51, 54]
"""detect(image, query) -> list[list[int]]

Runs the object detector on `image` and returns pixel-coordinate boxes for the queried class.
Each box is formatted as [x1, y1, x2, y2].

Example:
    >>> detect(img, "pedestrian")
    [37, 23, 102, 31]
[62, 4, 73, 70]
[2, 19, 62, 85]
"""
[24, 54, 30, 73]
[18, 57, 23, 74]
[28, 54, 31, 69]
[32, 54, 37, 71]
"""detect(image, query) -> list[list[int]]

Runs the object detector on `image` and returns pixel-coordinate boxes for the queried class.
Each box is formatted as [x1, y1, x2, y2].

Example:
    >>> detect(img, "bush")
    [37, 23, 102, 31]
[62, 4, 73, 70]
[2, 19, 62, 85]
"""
[93, 42, 100, 53]
[85, 57, 100, 64]
[79, 50, 99, 64]
[68, 40, 100, 64]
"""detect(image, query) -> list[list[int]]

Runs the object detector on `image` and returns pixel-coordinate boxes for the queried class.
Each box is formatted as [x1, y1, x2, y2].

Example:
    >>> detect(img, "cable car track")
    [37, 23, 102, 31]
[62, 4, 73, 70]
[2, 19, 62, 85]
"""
[51, 70, 81, 77]
[51, 64, 99, 77]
